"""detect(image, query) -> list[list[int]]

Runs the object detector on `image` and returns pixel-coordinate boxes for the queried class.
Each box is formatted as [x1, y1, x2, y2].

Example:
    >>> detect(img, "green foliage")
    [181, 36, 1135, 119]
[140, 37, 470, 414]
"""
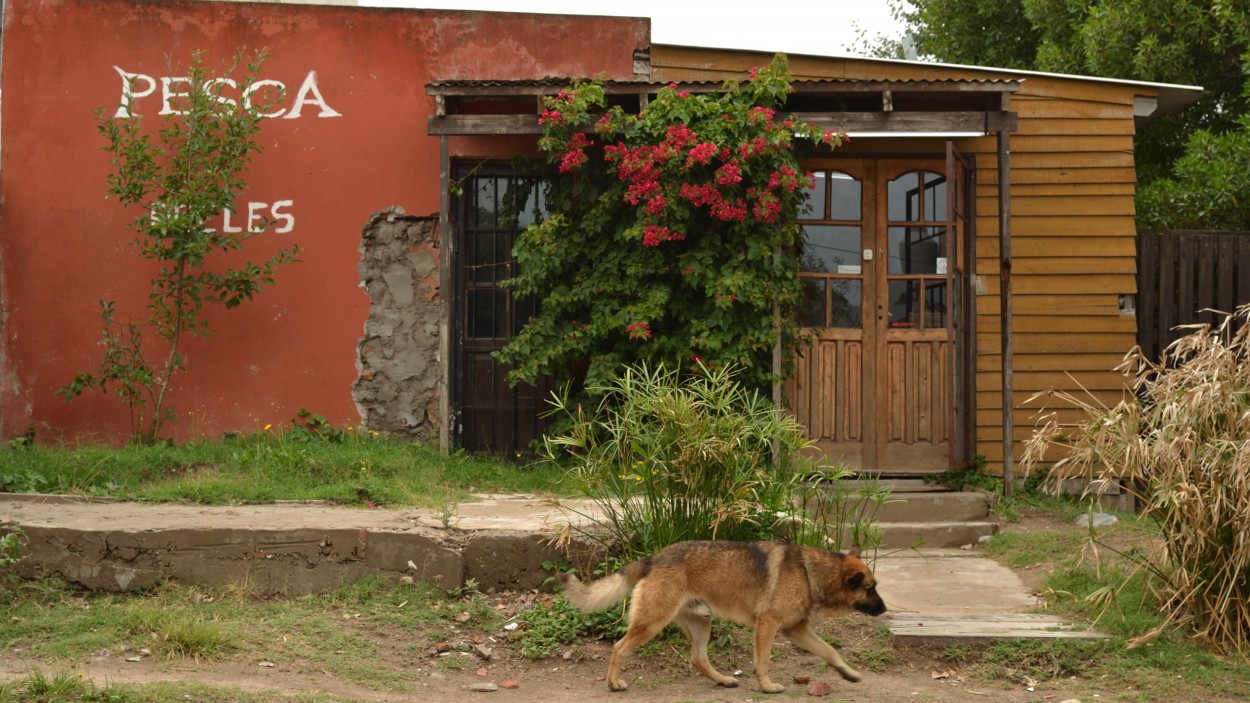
[980, 638, 1108, 683]
[893, 0, 1250, 225]
[59, 49, 301, 444]
[0, 430, 563, 506]
[1025, 304, 1250, 654]
[540, 362, 886, 560]
[514, 595, 628, 659]
[0, 526, 26, 566]
[1138, 116, 1250, 230]
[546, 363, 794, 555]
[498, 53, 844, 396]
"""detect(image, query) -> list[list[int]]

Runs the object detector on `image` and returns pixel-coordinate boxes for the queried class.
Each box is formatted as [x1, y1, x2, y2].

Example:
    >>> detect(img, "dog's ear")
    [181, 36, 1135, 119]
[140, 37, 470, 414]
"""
[847, 545, 861, 559]
[847, 571, 865, 589]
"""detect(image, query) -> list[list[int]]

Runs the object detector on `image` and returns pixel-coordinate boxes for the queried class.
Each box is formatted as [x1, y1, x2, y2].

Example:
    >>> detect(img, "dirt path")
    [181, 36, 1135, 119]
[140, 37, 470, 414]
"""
[0, 643, 1067, 703]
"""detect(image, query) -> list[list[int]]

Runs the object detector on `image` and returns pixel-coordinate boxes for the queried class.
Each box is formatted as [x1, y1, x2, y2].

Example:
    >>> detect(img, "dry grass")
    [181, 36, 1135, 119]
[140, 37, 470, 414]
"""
[1024, 303, 1250, 654]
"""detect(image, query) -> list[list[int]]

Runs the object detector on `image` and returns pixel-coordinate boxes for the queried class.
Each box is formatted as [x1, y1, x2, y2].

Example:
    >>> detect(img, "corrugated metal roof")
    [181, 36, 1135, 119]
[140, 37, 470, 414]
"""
[426, 76, 1020, 94]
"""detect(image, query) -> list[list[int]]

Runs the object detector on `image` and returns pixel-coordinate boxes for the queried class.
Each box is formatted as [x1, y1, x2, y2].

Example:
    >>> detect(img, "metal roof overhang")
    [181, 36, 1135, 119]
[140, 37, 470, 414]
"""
[425, 77, 1020, 137]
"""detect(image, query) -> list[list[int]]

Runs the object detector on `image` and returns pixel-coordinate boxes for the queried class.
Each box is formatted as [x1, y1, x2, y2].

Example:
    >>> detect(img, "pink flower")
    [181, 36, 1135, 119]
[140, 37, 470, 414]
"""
[715, 161, 742, 185]
[642, 225, 684, 247]
[686, 142, 719, 167]
[645, 194, 667, 215]
[626, 321, 652, 340]
[712, 198, 747, 222]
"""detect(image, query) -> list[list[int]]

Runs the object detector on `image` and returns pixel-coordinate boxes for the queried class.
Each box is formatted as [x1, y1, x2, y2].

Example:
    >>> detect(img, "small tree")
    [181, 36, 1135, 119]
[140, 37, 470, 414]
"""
[496, 53, 844, 395]
[60, 50, 300, 444]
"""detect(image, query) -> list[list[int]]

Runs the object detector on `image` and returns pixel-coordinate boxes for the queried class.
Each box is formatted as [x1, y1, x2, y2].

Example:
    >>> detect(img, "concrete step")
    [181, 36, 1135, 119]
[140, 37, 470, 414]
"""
[889, 612, 1110, 647]
[875, 520, 999, 549]
[875, 490, 994, 523]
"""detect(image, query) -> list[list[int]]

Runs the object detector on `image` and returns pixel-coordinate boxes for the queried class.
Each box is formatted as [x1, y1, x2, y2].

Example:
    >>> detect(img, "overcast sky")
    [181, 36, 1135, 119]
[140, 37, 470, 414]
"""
[359, 0, 907, 57]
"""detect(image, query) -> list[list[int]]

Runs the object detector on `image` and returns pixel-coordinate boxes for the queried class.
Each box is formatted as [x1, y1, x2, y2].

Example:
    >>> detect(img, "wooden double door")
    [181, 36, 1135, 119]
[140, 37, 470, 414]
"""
[785, 149, 973, 472]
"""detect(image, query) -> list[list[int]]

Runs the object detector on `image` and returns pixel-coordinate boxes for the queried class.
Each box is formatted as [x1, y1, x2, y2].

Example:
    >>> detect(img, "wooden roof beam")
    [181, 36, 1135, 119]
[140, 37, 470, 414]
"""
[427, 110, 1018, 136]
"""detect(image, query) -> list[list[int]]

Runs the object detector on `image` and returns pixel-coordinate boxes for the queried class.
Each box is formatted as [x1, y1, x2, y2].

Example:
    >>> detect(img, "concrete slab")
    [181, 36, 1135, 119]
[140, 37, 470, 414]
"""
[872, 549, 1037, 615]
[1, 493, 600, 595]
[2, 492, 1099, 644]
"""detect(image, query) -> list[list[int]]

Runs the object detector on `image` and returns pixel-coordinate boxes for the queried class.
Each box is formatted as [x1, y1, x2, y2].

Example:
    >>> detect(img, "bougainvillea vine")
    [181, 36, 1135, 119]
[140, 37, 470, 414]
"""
[496, 53, 845, 394]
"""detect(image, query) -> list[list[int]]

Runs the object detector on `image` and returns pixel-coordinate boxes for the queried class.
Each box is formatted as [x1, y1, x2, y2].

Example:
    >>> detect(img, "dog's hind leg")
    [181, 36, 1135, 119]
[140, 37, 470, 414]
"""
[781, 620, 862, 682]
[674, 605, 737, 688]
[606, 581, 680, 692]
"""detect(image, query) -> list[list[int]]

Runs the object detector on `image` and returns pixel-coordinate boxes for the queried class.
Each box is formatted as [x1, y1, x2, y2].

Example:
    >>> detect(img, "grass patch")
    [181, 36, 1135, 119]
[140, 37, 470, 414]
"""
[972, 506, 1250, 700]
[0, 674, 360, 703]
[0, 431, 564, 507]
[0, 572, 503, 694]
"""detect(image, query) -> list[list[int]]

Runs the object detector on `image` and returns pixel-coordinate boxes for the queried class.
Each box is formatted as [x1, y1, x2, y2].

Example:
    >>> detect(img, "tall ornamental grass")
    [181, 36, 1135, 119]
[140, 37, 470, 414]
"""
[540, 363, 883, 560]
[1024, 304, 1250, 654]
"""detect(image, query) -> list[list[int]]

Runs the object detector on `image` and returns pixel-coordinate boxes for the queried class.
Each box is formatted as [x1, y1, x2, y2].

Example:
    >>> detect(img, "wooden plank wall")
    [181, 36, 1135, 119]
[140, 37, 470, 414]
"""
[650, 47, 1146, 475]
[970, 80, 1140, 473]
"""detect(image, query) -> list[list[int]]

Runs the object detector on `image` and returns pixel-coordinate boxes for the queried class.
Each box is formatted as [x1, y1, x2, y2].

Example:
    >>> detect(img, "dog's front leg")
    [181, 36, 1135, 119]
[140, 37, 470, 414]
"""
[781, 620, 862, 682]
[752, 617, 786, 693]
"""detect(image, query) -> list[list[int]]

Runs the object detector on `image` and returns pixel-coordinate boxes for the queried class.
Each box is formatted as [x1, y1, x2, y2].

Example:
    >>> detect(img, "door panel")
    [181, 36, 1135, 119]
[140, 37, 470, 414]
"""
[452, 165, 552, 456]
[788, 155, 965, 472]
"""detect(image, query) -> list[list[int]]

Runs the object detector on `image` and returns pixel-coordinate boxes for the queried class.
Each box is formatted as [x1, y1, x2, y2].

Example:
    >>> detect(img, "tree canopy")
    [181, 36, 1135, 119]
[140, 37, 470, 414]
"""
[885, 0, 1250, 230]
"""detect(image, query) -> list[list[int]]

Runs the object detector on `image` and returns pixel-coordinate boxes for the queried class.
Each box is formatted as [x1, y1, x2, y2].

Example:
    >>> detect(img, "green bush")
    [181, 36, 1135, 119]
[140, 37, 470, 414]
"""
[540, 362, 884, 560]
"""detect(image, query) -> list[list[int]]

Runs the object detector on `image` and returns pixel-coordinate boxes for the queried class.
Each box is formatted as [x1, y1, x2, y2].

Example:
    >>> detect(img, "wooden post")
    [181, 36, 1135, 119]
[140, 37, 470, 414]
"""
[997, 126, 1014, 497]
[438, 135, 452, 454]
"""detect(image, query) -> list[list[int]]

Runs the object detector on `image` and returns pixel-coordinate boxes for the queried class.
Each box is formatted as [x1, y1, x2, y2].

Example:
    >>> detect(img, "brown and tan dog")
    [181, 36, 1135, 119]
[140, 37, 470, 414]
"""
[560, 540, 887, 693]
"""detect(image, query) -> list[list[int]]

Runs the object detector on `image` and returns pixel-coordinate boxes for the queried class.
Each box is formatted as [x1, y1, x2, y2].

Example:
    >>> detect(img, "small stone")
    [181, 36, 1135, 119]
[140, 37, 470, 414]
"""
[400, 576, 415, 585]
[1077, 513, 1118, 528]
[469, 682, 499, 693]
[125, 656, 141, 663]
[1059, 699, 1082, 703]
[500, 681, 520, 689]
[258, 661, 276, 668]
[806, 681, 832, 696]
[793, 675, 811, 684]
[436, 642, 453, 653]
[473, 644, 494, 660]
[476, 668, 489, 677]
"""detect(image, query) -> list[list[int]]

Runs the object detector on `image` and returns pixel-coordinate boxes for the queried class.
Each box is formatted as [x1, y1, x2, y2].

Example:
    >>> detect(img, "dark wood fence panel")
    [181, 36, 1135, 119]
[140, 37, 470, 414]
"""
[1137, 231, 1250, 361]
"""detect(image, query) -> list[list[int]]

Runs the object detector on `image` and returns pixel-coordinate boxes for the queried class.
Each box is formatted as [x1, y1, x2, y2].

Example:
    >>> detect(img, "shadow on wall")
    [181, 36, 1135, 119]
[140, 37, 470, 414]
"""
[354, 207, 442, 441]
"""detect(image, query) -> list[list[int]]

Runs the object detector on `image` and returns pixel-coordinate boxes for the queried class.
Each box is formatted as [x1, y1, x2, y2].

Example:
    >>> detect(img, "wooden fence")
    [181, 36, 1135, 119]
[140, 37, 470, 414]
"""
[1137, 230, 1250, 361]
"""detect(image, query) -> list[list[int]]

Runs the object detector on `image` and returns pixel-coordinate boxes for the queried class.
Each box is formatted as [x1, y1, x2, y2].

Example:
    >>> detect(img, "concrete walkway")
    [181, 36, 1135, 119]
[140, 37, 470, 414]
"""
[1, 493, 1102, 645]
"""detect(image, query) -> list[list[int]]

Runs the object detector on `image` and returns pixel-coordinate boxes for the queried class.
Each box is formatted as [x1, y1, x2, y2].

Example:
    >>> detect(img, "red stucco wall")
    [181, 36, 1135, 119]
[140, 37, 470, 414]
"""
[0, 0, 648, 442]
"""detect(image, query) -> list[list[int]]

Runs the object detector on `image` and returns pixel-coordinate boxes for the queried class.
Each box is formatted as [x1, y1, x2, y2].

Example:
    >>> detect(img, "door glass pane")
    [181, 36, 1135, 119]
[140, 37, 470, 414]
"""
[504, 179, 547, 229]
[471, 178, 499, 228]
[888, 170, 946, 222]
[923, 171, 946, 221]
[830, 279, 862, 328]
[926, 280, 948, 328]
[804, 172, 827, 220]
[802, 225, 861, 273]
[797, 278, 825, 327]
[470, 231, 508, 283]
[888, 171, 920, 222]
[469, 289, 507, 339]
[888, 227, 946, 275]
[829, 171, 861, 220]
[888, 280, 921, 329]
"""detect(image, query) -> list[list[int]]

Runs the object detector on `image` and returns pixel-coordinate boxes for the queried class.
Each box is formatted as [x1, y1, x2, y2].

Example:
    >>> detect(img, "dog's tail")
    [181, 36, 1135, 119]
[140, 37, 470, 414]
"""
[558, 560, 646, 612]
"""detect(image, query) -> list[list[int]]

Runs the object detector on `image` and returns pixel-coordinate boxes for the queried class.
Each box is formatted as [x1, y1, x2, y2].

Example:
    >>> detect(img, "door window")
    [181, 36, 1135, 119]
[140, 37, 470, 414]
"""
[886, 170, 947, 330]
[799, 170, 863, 329]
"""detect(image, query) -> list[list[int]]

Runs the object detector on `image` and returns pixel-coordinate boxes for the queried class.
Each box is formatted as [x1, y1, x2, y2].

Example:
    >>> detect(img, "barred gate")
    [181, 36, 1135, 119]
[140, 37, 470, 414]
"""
[1137, 230, 1250, 361]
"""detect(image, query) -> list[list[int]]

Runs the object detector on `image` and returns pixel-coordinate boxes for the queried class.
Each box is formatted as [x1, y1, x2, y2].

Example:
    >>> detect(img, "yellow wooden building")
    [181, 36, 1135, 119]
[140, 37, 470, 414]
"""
[429, 45, 1201, 479]
[650, 47, 1201, 479]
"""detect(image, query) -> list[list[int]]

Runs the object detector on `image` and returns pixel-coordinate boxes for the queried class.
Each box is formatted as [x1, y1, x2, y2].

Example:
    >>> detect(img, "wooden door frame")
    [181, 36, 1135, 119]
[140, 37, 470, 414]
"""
[796, 151, 972, 472]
